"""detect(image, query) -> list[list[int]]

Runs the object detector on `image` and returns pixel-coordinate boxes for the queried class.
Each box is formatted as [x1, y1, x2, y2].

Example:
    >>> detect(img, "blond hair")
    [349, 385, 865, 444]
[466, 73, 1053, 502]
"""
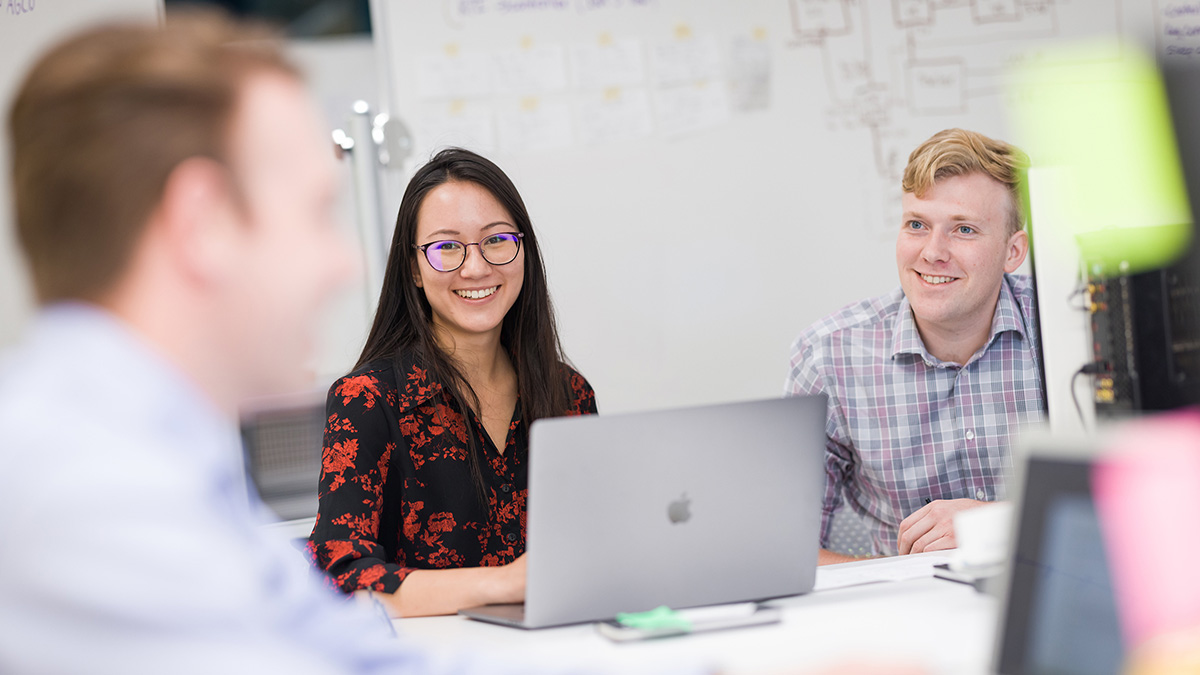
[7, 10, 299, 303]
[902, 128, 1029, 236]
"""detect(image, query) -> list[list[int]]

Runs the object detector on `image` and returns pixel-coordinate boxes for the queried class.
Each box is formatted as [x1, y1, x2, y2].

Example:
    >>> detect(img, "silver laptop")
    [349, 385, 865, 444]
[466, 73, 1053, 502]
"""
[460, 395, 826, 629]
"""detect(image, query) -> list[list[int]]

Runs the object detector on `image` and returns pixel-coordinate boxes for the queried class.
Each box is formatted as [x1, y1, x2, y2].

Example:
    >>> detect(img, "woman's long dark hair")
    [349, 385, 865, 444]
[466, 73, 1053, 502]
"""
[356, 147, 572, 510]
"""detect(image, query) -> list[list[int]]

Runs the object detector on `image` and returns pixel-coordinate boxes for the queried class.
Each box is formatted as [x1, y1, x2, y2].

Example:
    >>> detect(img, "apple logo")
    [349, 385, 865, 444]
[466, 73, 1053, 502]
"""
[667, 492, 691, 525]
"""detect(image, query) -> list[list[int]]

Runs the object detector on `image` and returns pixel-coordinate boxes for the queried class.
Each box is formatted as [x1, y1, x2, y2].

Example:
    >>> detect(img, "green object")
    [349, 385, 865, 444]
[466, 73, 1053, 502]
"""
[614, 605, 692, 632]
[1008, 41, 1193, 273]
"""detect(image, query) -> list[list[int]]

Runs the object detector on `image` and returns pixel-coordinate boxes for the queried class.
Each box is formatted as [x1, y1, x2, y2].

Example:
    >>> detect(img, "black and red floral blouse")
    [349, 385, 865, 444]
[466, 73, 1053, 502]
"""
[309, 351, 597, 594]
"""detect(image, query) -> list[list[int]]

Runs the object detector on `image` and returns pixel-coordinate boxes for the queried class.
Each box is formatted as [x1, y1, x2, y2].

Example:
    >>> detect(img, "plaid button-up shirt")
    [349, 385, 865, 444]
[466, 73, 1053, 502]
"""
[786, 274, 1045, 555]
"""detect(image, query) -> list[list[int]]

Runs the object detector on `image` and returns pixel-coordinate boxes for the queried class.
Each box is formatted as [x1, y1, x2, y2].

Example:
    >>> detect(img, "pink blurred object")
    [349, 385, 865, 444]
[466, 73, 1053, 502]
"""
[1093, 410, 1200, 648]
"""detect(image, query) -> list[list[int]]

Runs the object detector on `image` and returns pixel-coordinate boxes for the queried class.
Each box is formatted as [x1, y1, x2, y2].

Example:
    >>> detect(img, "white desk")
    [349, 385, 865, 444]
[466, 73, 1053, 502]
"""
[390, 553, 999, 674]
[262, 516, 316, 540]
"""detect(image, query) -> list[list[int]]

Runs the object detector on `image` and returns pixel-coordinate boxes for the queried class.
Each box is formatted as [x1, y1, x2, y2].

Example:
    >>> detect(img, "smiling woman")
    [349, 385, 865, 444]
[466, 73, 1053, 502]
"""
[308, 148, 597, 618]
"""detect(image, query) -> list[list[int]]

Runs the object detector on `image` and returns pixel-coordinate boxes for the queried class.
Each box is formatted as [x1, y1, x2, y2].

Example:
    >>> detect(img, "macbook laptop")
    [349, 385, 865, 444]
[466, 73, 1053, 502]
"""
[460, 395, 826, 629]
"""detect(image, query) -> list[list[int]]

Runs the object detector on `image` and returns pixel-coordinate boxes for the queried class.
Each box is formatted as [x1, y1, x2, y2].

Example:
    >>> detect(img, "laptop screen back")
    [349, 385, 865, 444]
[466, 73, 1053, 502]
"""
[996, 454, 1124, 675]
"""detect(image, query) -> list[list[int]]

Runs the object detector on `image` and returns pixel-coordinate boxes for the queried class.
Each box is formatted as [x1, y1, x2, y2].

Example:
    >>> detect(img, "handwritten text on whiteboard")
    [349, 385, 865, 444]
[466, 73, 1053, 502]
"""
[5, 0, 37, 16]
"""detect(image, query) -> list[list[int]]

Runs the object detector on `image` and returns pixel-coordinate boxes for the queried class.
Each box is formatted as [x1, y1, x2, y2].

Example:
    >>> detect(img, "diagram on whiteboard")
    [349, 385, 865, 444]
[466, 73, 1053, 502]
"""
[783, 0, 1186, 232]
[397, 0, 1194, 234]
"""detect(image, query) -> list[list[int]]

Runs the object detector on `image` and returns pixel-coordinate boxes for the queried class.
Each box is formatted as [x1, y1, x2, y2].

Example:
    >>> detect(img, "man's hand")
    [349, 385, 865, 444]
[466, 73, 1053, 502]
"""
[896, 499, 987, 554]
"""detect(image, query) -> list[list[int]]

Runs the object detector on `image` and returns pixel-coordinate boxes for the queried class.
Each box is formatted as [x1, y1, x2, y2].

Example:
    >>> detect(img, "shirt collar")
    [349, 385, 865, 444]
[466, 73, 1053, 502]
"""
[390, 349, 446, 413]
[890, 275, 1028, 365]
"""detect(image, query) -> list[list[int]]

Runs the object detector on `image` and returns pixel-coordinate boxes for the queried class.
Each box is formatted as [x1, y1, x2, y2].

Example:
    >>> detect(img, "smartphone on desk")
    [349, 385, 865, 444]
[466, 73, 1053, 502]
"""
[595, 603, 781, 642]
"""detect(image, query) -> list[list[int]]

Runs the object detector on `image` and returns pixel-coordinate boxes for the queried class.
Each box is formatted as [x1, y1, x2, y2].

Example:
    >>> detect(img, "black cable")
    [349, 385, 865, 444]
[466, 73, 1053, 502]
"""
[1071, 369, 1086, 427]
[1067, 284, 1091, 311]
[1071, 361, 1109, 428]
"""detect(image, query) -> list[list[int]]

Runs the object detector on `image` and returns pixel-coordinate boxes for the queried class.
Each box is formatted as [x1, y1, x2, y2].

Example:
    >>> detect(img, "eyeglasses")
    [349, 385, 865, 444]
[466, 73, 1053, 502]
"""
[413, 232, 524, 272]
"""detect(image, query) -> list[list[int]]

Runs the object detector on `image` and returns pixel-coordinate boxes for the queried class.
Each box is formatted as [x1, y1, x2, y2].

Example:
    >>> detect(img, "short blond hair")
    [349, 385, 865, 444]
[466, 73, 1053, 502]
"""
[902, 128, 1029, 236]
[8, 10, 299, 303]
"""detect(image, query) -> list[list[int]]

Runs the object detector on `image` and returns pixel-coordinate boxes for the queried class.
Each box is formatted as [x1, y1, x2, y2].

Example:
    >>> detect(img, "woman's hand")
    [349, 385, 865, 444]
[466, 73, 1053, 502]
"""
[383, 553, 529, 618]
[487, 553, 527, 605]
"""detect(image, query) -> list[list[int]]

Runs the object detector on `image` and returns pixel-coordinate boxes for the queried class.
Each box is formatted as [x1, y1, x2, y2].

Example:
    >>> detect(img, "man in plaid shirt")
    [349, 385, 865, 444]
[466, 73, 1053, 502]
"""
[786, 129, 1046, 564]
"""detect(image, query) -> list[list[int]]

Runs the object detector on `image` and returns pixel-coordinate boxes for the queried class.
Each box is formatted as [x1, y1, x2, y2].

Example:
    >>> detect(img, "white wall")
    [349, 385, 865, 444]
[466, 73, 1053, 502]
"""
[0, 1, 162, 347]
[285, 36, 382, 386]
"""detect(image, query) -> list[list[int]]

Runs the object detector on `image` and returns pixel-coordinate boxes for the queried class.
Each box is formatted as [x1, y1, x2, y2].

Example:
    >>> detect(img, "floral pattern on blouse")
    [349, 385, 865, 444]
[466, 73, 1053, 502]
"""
[309, 353, 597, 593]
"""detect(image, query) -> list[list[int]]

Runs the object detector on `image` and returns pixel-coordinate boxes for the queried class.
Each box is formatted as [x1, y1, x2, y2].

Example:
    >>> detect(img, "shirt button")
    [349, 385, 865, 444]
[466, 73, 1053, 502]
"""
[500, 483, 513, 494]
[505, 532, 517, 543]
[965, 429, 975, 440]
[976, 489, 986, 500]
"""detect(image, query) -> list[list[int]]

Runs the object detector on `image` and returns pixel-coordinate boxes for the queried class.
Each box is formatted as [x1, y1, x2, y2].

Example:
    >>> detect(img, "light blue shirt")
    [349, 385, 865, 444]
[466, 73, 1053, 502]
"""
[0, 305, 523, 674]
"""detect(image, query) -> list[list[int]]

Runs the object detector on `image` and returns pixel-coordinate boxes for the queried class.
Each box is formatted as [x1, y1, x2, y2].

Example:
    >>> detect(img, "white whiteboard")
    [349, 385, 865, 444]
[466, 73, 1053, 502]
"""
[370, 0, 1179, 413]
[0, 0, 162, 346]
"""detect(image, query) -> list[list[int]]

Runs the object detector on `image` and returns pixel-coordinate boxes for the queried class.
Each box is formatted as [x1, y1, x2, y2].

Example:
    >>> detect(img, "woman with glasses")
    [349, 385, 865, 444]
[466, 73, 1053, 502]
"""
[309, 148, 597, 616]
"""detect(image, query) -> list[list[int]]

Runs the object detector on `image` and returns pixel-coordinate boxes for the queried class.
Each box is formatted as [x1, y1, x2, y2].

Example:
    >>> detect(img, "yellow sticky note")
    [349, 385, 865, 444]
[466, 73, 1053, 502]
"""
[444, 43, 460, 58]
[674, 23, 692, 40]
[753, 27, 768, 41]
[520, 35, 534, 50]
[598, 32, 614, 47]
[520, 96, 539, 111]
[603, 87, 622, 102]
[448, 99, 466, 115]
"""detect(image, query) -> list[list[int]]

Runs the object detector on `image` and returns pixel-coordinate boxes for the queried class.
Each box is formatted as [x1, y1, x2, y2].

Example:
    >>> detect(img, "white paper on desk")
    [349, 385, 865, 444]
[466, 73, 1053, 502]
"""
[813, 553, 955, 592]
[577, 88, 653, 146]
[417, 49, 494, 100]
[654, 82, 730, 136]
[651, 37, 722, 87]
[496, 100, 573, 153]
[493, 44, 569, 95]
[572, 38, 646, 89]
